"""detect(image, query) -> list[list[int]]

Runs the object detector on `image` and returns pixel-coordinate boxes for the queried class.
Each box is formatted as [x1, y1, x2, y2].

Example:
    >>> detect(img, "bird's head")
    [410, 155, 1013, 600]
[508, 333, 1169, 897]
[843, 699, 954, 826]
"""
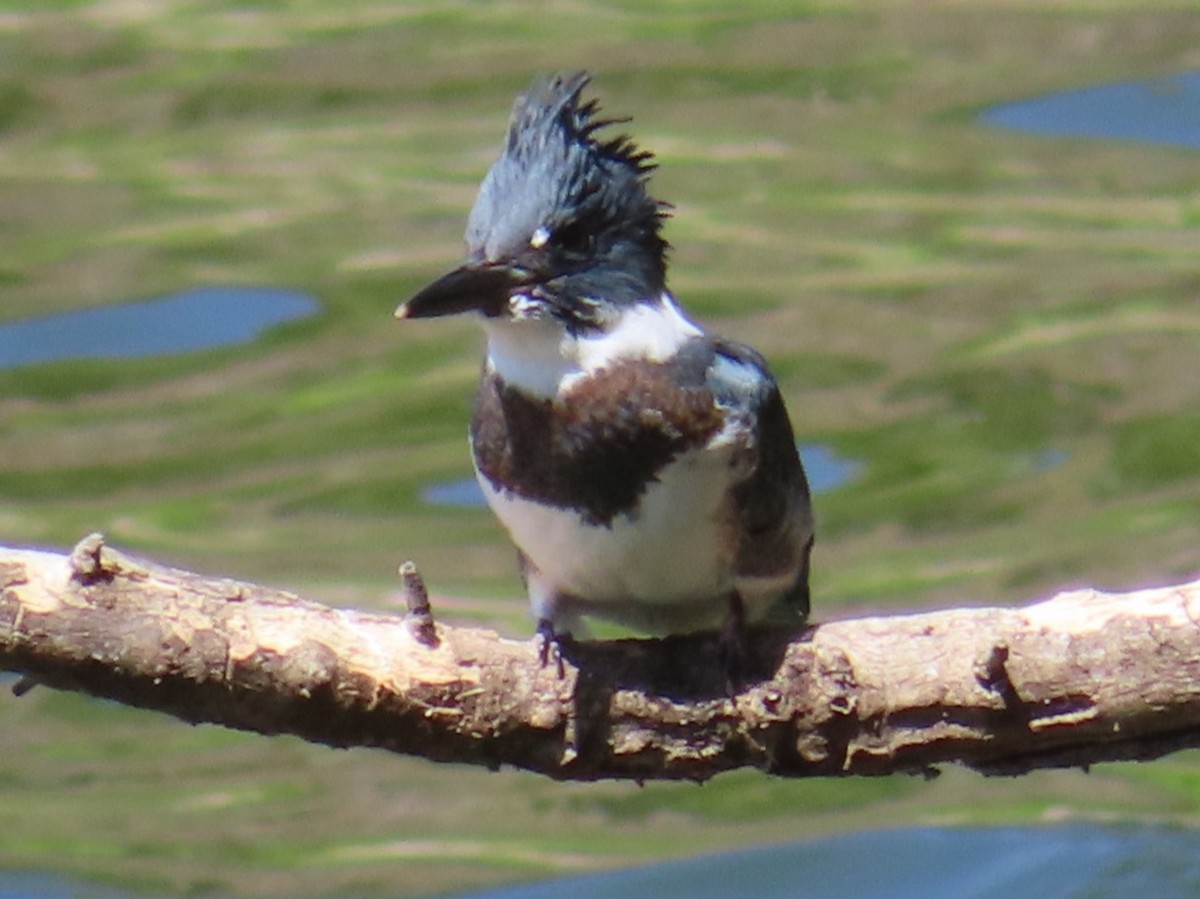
[396, 71, 670, 334]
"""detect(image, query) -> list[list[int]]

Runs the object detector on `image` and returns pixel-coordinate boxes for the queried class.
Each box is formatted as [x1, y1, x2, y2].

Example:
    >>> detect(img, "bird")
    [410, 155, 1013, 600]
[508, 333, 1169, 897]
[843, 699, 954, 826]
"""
[396, 71, 814, 669]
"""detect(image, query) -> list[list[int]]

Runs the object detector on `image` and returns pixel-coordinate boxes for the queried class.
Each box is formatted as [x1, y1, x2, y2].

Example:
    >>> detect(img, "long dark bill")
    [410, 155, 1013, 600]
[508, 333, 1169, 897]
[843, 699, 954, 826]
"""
[395, 262, 524, 320]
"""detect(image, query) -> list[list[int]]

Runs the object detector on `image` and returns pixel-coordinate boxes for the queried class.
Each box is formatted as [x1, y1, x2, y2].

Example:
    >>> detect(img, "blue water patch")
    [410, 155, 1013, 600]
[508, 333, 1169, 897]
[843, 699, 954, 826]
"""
[981, 71, 1200, 150]
[1028, 447, 1069, 473]
[0, 286, 319, 371]
[0, 870, 133, 898]
[801, 442, 861, 494]
[421, 443, 861, 508]
[422, 478, 491, 508]
[460, 825, 1200, 899]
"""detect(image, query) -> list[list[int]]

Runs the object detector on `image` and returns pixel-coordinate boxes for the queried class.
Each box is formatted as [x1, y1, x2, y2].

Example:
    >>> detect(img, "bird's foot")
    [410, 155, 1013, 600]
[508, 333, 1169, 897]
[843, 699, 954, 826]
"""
[718, 592, 748, 695]
[535, 618, 570, 678]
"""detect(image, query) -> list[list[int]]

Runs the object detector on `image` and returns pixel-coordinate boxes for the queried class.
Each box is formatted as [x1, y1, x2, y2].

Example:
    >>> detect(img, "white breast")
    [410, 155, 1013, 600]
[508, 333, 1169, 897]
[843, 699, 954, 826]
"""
[475, 292, 786, 635]
[476, 441, 738, 634]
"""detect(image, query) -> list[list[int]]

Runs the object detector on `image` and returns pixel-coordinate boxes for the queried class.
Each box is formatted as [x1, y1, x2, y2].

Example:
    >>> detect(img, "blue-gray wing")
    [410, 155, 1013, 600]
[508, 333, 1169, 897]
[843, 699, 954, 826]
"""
[700, 338, 814, 619]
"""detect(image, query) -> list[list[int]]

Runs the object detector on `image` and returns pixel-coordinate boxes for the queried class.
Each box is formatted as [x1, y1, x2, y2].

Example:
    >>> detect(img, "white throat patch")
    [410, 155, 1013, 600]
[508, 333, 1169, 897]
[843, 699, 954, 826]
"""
[482, 293, 702, 398]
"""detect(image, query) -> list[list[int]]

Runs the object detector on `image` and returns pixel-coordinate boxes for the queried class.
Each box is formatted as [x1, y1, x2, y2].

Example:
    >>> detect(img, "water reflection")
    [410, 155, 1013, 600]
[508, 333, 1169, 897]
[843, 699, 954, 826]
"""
[0, 870, 132, 898]
[3, 825, 1198, 898]
[0, 286, 318, 371]
[981, 71, 1200, 149]
[461, 825, 1200, 899]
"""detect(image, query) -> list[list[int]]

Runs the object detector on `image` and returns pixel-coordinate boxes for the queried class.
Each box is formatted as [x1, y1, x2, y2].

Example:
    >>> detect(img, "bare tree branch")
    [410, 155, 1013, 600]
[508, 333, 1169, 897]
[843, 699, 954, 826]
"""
[1, 534, 1198, 781]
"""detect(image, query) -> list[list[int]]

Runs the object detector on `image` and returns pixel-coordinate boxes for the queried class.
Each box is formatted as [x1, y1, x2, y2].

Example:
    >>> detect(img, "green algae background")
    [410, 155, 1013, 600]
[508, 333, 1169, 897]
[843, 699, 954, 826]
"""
[2, 2, 1200, 895]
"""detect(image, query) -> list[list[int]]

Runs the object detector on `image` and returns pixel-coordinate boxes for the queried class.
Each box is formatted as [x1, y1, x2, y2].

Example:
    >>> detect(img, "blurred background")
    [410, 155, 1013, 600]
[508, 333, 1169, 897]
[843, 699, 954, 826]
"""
[3, 1, 1200, 896]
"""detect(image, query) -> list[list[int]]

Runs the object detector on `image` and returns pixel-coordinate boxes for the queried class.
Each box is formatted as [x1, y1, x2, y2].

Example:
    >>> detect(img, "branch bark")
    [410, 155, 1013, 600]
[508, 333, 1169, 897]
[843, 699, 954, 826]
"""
[2, 534, 1199, 781]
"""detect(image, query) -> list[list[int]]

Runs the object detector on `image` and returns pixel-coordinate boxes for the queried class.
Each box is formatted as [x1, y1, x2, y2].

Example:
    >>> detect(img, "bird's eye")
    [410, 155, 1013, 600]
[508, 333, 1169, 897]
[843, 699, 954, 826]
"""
[550, 219, 594, 257]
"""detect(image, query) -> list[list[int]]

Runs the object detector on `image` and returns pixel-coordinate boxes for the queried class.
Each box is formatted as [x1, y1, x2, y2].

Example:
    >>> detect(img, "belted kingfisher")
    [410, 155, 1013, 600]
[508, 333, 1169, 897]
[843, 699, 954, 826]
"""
[396, 72, 814, 663]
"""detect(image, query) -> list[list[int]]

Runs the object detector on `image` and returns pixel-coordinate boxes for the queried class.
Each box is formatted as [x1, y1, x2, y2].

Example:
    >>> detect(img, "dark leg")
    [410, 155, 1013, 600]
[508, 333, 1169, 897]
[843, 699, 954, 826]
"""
[535, 617, 569, 678]
[718, 591, 747, 693]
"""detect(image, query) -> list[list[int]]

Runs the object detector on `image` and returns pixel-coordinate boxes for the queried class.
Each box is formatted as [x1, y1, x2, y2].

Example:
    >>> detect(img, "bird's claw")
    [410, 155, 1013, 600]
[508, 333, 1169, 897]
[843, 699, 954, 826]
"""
[535, 618, 568, 678]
